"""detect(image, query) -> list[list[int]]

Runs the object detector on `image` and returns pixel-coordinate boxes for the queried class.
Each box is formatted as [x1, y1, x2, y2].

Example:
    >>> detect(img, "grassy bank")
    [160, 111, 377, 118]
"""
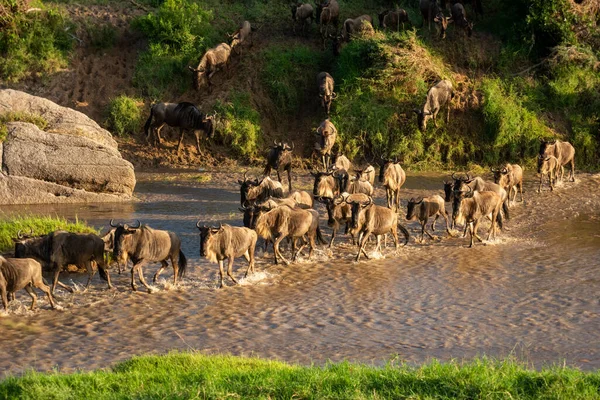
[0, 215, 97, 253]
[1, 353, 599, 399]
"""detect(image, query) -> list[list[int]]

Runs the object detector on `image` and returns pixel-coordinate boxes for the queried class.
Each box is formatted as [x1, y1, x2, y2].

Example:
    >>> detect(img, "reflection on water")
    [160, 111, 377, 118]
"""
[0, 171, 599, 374]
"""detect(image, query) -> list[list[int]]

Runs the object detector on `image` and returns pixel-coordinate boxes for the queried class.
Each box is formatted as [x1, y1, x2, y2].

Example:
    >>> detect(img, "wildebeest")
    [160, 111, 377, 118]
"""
[264, 141, 294, 192]
[14, 231, 112, 294]
[144, 102, 216, 155]
[311, 169, 348, 198]
[537, 155, 560, 192]
[450, 3, 473, 37]
[110, 220, 187, 293]
[452, 172, 510, 225]
[197, 223, 257, 288]
[330, 152, 351, 172]
[420, 0, 445, 32]
[378, 9, 410, 31]
[288, 190, 314, 208]
[348, 178, 374, 196]
[0, 256, 56, 311]
[413, 79, 454, 131]
[492, 164, 523, 205]
[406, 195, 452, 242]
[255, 205, 320, 265]
[341, 14, 374, 41]
[315, 118, 338, 170]
[538, 139, 575, 182]
[239, 174, 285, 206]
[379, 159, 406, 211]
[355, 164, 376, 186]
[229, 21, 255, 56]
[188, 43, 232, 92]
[316, 193, 353, 247]
[453, 187, 503, 247]
[317, 72, 337, 115]
[291, 3, 314, 35]
[347, 196, 410, 261]
[317, 0, 340, 46]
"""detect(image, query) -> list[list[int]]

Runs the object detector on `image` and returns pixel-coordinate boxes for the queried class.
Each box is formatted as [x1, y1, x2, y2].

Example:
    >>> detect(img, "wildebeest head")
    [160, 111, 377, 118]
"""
[239, 205, 266, 229]
[13, 229, 44, 259]
[491, 166, 509, 186]
[537, 155, 550, 173]
[349, 196, 373, 229]
[443, 179, 454, 202]
[311, 170, 336, 197]
[110, 219, 141, 266]
[197, 222, 223, 258]
[188, 65, 207, 90]
[406, 197, 424, 221]
[433, 12, 450, 39]
[412, 108, 433, 131]
[203, 113, 216, 139]
[291, 3, 299, 20]
[269, 141, 294, 169]
[238, 171, 259, 206]
[378, 158, 396, 183]
[451, 186, 473, 223]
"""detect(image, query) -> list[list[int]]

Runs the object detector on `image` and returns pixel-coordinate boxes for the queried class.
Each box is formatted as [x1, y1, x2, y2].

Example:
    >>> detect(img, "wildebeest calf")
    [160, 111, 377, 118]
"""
[537, 155, 560, 192]
[406, 195, 452, 243]
[453, 188, 503, 247]
[0, 256, 56, 311]
[413, 79, 454, 131]
[379, 159, 406, 211]
[492, 163, 524, 206]
[198, 223, 257, 288]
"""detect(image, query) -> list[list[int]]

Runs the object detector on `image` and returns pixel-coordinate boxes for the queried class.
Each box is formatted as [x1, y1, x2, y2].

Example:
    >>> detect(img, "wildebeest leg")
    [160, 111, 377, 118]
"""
[130, 260, 148, 292]
[226, 257, 238, 285]
[33, 277, 56, 309]
[467, 222, 475, 247]
[569, 159, 575, 182]
[396, 189, 401, 212]
[287, 168, 292, 193]
[24, 284, 37, 310]
[243, 249, 254, 277]
[155, 124, 165, 146]
[194, 130, 203, 155]
[446, 102, 451, 123]
[274, 234, 289, 265]
[549, 170, 555, 191]
[177, 128, 185, 155]
[51, 264, 73, 294]
[517, 182, 524, 202]
[276, 170, 282, 184]
[218, 260, 225, 288]
[472, 219, 484, 244]
[153, 261, 169, 283]
[356, 232, 371, 261]
[431, 215, 439, 232]
[538, 173, 543, 193]
[329, 226, 337, 248]
[83, 260, 95, 291]
[391, 229, 399, 253]
[0, 284, 8, 311]
[322, 154, 327, 170]
[307, 232, 316, 260]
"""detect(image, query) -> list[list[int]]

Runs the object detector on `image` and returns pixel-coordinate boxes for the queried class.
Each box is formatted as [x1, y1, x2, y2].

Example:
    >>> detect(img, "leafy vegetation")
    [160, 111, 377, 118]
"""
[105, 95, 145, 136]
[213, 91, 262, 159]
[0, 215, 97, 252]
[0, 112, 49, 142]
[1, 353, 600, 399]
[0, 4, 74, 82]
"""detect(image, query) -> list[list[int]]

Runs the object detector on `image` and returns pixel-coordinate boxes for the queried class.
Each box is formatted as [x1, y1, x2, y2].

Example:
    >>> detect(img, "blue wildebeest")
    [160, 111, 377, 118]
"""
[144, 102, 216, 156]
[255, 205, 320, 265]
[197, 222, 257, 288]
[342, 14, 374, 41]
[406, 195, 452, 243]
[316, 193, 353, 247]
[188, 43, 233, 92]
[492, 163, 524, 206]
[450, 3, 473, 37]
[238, 173, 285, 207]
[312, 169, 349, 199]
[291, 3, 314, 35]
[538, 139, 575, 182]
[413, 79, 454, 131]
[264, 141, 294, 192]
[378, 9, 410, 31]
[14, 231, 112, 294]
[229, 21, 255, 57]
[316, 0, 339, 47]
[537, 155, 560, 192]
[315, 118, 338, 170]
[110, 220, 187, 293]
[317, 72, 337, 115]
[355, 164, 376, 186]
[379, 158, 406, 211]
[347, 196, 410, 261]
[0, 256, 56, 311]
[453, 187, 503, 247]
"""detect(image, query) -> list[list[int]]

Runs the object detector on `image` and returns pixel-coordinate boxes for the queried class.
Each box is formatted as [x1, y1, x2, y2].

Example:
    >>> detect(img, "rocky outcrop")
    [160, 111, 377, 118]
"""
[0, 89, 136, 204]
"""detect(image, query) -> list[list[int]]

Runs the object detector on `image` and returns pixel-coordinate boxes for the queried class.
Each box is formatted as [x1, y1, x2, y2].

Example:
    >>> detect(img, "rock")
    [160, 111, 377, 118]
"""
[0, 89, 135, 204]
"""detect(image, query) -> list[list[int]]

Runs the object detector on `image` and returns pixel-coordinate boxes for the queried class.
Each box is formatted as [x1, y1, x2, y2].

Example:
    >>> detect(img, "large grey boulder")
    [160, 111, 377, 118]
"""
[0, 89, 135, 204]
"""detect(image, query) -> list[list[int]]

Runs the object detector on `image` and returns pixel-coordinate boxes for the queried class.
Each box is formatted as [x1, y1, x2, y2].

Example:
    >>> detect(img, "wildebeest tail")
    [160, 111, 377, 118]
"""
[178, 250, 187, 278]
[397, 222, 410, 246]
[502, 198, 510, 221]
[496, 209, 504, 230]
[316, 226, 327, 245]
[98, 265, 109, 282]
[143, 105, 154, 138]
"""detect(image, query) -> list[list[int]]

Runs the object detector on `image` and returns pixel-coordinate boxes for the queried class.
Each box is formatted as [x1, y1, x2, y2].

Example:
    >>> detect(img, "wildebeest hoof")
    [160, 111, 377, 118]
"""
[147, 288, 153, 294]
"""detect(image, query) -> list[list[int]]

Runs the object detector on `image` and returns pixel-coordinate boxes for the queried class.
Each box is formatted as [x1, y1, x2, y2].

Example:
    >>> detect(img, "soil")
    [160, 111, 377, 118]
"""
[5, 3, 328, 170]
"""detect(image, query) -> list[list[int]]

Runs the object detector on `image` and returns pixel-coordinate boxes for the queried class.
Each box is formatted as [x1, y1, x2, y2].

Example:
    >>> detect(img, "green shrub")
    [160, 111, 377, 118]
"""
[131, 0, 214, 98]
[213, 92, 262, 159]
[0, 112, 49, 142]
[106, 95, 144, 136]
[0, 215, 97, 252]
[0, 6, 74, 82]
[261, 44, 327, 115]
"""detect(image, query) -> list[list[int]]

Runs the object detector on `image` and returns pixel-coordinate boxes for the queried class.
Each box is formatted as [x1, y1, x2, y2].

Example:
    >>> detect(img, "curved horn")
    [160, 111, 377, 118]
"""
[490, 167, 497, 173]
[364, 197, 373, 206]
[466, 172, 473, 181]
[243, 171, 248, 181]
[196, 220, 202, 229]
[290, 141, 295, 151]
[501, 168, 508, 174]
[332, 92, 338, 99]
[273, 140, 278, 146]
[109, 218, 118, 227]
[219, 222, 223, 230]
[415, 196, 424, 204]
[17, 230, 23, 239]
[131, 220, 141, 229]
[451, 172, 459, 180]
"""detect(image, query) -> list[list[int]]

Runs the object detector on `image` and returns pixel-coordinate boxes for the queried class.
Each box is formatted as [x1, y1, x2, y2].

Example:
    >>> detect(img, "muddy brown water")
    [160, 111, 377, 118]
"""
[1, 170, 599, 374]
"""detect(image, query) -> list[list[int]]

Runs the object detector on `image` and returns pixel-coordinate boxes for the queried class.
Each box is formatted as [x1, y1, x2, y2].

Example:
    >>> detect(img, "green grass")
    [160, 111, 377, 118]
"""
[105, 95, 145, 136]
[213, 91, 263, 159]
[0, 215, 97, 252]
[0, 112, 49, 142]
[1, 353, 599, 399]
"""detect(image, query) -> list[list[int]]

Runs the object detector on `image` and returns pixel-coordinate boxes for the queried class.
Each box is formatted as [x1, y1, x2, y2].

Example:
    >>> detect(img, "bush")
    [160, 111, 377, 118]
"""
[106, 95, 145, 136]
[0, 112, 49, 142]
[0, 215, 97, 252]
[213, 92, 262, 159]
[0, 6, 74, 82]
[132, 0, 214, 98]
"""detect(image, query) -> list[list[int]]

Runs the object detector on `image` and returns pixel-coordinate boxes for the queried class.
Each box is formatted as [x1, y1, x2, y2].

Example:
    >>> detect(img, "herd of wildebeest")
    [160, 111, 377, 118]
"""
[0, 0, 580, 312]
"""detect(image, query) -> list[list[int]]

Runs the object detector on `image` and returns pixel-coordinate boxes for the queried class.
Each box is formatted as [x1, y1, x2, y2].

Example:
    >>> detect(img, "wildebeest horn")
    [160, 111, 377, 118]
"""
[273, 140, 278, 146]
[219, 222, 223, 230]
[290, 141, 295, 151]
[196, 220, 202, 229]
[451, 172, 459, 180]
[243, 171, 248, 181]
[131, 220, 141, 229]
[109, 219, 118, 227]
[501, 168, 508, 174]
[17, 230, 24, 239]
[332, 92, 338, 99]
[466, 172, 473, 181]
[490, 167, 497, 172]
[415, 196, 424, 204]
[363, 197, 373, 207]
